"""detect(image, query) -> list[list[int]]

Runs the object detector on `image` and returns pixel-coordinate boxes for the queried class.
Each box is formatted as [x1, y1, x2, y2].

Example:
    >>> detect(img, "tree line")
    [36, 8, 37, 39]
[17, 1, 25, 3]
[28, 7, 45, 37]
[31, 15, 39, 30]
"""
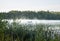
[0, 10, 60, 19]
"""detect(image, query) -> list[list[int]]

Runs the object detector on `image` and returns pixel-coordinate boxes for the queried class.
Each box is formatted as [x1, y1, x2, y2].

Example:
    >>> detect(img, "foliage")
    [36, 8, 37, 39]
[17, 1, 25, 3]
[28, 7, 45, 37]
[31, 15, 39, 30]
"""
[0, 10, 60, 41]
[0, 11, 60, 19]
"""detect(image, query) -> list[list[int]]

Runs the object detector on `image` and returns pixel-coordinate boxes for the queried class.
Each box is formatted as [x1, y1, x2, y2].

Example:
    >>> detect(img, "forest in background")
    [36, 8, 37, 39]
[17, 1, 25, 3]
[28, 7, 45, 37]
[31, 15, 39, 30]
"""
[0, 10, 60, 20]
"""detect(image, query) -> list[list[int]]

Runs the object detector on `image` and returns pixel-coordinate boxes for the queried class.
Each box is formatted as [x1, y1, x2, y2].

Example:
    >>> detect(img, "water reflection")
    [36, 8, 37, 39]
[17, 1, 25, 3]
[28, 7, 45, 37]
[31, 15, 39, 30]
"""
[2, 19, 60, 25]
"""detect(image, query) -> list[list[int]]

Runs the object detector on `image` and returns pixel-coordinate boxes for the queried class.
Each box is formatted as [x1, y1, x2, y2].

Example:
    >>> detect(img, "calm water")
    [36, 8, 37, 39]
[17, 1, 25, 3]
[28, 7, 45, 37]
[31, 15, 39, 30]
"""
[2, 19, 60, 25]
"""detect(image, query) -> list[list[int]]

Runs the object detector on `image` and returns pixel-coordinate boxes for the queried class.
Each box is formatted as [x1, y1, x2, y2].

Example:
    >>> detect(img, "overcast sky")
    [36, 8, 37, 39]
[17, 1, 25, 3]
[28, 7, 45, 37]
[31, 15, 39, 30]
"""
[0, 0, 60, 12]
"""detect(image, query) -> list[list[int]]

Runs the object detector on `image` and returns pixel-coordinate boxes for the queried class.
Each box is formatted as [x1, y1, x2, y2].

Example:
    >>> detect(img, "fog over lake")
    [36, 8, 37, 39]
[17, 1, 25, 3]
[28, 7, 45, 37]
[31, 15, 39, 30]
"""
[2, 19, 60, 25]
[2, 19, 60, 31]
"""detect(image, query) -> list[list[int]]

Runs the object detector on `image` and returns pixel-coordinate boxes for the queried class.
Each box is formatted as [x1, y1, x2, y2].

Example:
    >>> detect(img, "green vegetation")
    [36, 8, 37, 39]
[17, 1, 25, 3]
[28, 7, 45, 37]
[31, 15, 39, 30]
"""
[0, 20, 60, 41]
[0, 10, 60, 41]
[0, 10, 60, 19]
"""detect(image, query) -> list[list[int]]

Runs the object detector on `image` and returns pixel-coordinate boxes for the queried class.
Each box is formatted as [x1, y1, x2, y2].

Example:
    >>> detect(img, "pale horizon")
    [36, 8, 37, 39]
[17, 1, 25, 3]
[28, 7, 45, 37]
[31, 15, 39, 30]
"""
[0, 0, 60, 12]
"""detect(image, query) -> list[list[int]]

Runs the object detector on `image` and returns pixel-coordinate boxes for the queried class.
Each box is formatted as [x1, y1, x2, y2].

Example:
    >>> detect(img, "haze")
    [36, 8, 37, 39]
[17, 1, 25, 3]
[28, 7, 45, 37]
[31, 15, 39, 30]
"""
[0, 0, 60, 12]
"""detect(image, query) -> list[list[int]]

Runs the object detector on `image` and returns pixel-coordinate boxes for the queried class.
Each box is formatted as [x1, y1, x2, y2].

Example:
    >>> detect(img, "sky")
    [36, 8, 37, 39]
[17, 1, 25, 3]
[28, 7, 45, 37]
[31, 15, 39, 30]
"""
[0, 0, 60, 12]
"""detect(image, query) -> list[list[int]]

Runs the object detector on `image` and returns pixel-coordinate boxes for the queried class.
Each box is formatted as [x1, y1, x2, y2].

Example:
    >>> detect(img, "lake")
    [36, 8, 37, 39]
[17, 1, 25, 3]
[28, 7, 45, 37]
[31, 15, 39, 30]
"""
[2, 19, 60, 25]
